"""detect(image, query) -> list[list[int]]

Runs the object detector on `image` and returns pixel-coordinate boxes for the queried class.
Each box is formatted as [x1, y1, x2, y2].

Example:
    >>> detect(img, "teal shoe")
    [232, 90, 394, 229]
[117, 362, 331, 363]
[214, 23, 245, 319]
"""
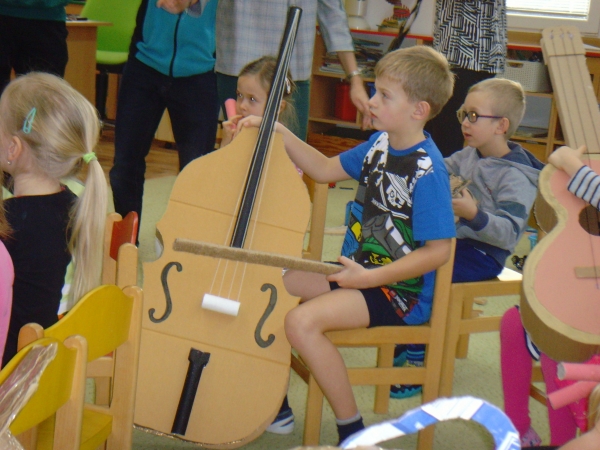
[390, 383, 422, 399]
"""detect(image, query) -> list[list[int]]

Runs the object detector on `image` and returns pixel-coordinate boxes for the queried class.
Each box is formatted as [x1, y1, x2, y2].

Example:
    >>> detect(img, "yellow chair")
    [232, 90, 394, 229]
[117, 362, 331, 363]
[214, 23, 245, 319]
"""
[3, 336, 87, 450]
[291, 239, 455, 450]
[18, 285, 143, 450]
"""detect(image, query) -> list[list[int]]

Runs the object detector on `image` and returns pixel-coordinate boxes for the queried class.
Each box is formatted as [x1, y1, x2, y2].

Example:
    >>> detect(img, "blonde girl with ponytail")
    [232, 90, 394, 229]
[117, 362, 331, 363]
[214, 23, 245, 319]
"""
[0, 72, 107, 366]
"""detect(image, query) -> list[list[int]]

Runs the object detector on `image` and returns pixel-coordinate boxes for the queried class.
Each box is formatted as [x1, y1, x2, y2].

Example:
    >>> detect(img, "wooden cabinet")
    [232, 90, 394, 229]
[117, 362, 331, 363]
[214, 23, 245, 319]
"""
[308, 29, 600, 163]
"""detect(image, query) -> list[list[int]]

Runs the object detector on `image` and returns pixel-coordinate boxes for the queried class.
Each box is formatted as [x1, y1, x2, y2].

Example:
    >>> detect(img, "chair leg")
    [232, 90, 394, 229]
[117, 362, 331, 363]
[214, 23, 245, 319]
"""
[455, 295, 476, 358]
[374, 344, 393, 414]
[303, 375, 325, 446]
[439, 285, 465, 397]
[417, 425, 435, 450]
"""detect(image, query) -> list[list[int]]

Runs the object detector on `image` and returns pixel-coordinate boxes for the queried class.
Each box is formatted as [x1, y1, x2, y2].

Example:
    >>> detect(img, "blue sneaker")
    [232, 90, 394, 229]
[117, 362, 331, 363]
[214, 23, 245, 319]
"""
[390, 383, 422, 399]
[393, 344, 407, 367]
[390, 359, 423, 399]
[266, 407, 294, 435]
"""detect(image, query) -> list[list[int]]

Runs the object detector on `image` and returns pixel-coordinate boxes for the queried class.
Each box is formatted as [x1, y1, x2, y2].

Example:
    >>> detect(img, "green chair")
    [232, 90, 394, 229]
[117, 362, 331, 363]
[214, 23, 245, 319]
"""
[80, 0, 142, 119]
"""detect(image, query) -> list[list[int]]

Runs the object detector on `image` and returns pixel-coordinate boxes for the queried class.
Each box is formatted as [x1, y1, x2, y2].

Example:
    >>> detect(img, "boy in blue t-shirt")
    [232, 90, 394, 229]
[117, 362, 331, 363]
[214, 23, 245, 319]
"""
[239, 45, 456, 444]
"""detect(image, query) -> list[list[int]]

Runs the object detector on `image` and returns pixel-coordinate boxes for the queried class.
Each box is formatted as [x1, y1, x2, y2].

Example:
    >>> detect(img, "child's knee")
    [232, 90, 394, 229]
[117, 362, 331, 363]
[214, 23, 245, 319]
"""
[284, 306, 312, 346]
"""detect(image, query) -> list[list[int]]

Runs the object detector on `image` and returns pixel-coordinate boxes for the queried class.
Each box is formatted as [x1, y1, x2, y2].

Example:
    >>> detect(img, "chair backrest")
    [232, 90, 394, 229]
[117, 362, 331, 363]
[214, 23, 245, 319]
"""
[103, 212, 139, 287]
[3, 336, 87, 449]
[81, 0, 142, 53]
[18, 285, 143, 448]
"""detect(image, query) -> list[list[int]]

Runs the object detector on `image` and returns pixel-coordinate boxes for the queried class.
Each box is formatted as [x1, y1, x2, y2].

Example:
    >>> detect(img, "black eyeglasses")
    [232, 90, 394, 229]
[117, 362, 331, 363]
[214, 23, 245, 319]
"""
[456, 109, 503, 124]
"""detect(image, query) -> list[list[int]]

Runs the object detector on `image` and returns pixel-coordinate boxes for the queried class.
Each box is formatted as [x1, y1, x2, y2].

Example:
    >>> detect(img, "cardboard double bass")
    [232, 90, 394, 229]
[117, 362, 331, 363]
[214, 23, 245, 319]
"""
[133, 8, 311, 447]
[521, 27, 600, 363]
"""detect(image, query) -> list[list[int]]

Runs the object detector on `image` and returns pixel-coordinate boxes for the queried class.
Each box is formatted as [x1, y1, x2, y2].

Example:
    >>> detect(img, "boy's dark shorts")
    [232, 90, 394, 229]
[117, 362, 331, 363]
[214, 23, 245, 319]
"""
[329, 281, 405, 328]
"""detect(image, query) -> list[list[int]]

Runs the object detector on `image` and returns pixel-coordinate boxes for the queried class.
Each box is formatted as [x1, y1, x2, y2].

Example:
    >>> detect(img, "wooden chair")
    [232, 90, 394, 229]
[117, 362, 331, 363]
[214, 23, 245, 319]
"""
[102, 211, 139, 287]
[3, 336, 87, 450]
[439, 271, 548, 404]
[291, 239, 455, 450]
[302, 175, 328, 262]
[439, 271, 521, 397]
[93, 211, 139, 406]
[18, 284, 143, 450]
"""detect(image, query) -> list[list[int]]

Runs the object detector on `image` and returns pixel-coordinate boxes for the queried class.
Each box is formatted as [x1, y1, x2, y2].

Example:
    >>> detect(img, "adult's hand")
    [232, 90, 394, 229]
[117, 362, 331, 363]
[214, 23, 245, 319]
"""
[337, 51, 372, 130]
[349, 76, 372, 130]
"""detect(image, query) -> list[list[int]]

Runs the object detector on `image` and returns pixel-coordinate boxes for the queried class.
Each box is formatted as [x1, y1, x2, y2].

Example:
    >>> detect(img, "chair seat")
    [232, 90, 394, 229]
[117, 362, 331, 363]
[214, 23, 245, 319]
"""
[80, 408, 112, 450]
[96, 50, 128, 67]
[36, 408, 111, 450]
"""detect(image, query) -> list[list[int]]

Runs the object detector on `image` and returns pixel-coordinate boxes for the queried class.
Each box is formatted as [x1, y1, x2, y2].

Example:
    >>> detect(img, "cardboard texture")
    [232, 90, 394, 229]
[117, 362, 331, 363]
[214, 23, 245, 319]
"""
[521, 27, 600, 363]
[134, 128, 312, 447]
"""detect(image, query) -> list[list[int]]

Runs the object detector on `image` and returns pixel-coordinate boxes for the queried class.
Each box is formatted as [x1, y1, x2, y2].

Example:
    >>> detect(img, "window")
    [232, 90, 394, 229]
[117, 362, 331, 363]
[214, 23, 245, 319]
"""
[507, 0, 600, 35]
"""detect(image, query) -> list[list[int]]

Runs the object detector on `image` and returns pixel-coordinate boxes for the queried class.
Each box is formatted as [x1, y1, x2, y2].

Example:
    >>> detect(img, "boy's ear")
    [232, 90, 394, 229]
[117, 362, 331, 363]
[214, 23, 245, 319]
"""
[413, 101, 431, 121]
[496, 117, 510, 135]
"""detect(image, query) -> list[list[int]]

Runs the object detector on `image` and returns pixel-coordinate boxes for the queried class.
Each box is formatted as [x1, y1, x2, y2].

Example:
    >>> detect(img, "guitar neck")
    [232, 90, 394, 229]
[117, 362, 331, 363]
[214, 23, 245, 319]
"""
[541, 26, 600, 155]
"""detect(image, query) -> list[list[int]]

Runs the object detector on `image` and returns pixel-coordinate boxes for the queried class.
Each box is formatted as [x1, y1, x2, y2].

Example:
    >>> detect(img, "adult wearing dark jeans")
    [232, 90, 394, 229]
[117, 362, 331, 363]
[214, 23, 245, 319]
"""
[109, 0, 218, 229]
[0, 0, 69, 94]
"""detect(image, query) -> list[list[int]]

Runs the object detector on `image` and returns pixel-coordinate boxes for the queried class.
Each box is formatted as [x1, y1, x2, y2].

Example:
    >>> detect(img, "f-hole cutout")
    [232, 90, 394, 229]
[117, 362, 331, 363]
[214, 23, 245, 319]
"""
[579, 205, 600, 236]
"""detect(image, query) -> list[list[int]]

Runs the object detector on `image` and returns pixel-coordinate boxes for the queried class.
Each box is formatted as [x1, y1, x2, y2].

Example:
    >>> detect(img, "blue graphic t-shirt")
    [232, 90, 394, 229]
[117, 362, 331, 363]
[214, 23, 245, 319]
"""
[340, 131, 455, 324]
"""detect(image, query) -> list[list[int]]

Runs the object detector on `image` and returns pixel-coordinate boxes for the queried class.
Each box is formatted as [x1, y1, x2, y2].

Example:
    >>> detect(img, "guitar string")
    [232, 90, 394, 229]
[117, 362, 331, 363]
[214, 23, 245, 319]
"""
[568, 29, 600, 289]
[234, 46, 295, 301]
[212, 27, 298, 303]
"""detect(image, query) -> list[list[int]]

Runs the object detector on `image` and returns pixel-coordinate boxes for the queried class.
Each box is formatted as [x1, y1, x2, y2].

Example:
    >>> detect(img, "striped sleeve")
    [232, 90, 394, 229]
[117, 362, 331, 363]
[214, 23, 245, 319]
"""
[568, 165, 600, 211]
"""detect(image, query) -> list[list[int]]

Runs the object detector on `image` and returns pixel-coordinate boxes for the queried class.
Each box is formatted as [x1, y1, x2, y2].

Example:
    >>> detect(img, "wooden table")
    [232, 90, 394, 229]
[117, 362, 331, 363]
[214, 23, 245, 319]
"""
[65, 20, 110, 105]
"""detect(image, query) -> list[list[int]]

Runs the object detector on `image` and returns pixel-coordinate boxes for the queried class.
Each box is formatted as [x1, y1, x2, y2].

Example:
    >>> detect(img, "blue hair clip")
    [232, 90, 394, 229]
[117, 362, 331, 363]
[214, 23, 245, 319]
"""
[22, 107, 37, 134]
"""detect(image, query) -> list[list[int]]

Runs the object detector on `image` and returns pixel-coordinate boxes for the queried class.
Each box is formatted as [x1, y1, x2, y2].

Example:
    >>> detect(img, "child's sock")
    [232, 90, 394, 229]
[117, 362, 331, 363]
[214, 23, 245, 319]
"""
[390, 344, 425, 399]
[406, 344, 425, 365]
[336, 412, 364, 445]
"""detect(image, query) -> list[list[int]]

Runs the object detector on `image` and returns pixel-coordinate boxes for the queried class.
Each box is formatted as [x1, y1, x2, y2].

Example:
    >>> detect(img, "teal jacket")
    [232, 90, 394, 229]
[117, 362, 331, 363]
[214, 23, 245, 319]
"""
[0, 0, 68, 21]
[131, 0, 217, 78]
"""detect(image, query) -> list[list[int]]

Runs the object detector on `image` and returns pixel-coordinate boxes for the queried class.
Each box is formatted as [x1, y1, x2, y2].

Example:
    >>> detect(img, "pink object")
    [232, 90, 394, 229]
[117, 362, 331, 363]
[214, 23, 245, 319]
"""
[541, 354, 581, 441]
[224, 99, 237, 120]
[500, 307, 579, 444]
[549, 380, 596, 410]
[558, 357, 600, 382]
[500, 306, 533, 435]
[0, 242, 14, 365]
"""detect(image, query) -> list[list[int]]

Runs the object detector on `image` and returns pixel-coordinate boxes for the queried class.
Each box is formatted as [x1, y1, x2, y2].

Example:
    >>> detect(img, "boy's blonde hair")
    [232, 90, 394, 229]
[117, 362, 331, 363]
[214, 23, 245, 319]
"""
[375, 45, 454, 119]
[0, 72, 107, 309]
[468, 78, 526, 138]
[239, 55, 298, 130]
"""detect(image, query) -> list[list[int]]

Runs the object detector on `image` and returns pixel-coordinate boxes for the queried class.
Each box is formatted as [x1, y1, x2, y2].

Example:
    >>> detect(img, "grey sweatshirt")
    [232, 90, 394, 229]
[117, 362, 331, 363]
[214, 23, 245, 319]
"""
[444, 141, 545, 266]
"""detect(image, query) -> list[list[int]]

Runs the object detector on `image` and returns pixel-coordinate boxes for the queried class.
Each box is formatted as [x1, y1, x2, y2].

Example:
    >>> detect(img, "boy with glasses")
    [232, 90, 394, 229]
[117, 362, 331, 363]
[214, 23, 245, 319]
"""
[392, 77, 544, 399]
[444, 77, 543, 282]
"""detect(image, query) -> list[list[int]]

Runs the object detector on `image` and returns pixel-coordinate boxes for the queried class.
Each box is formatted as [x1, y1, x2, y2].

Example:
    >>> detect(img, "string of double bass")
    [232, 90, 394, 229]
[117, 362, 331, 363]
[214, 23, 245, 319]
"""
[209, 8, 302, 301]
[545, 27, 600, 288]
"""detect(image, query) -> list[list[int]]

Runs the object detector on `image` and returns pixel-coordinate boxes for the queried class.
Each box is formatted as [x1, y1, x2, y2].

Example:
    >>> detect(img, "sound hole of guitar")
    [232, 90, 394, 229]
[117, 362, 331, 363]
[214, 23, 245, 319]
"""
[579, 205, 600, 236]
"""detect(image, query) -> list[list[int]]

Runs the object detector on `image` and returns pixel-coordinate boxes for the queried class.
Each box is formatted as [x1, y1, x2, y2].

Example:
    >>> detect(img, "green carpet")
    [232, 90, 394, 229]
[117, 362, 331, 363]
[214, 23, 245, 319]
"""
[128, 176, 549, 449]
